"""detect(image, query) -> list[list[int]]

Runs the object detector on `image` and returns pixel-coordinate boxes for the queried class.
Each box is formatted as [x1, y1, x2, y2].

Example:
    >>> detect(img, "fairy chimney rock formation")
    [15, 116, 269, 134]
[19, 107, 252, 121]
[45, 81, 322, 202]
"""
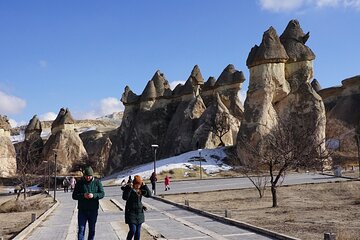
[237, 19, 326, 164]
[25, 115, 42, 141]
[108, 64, 244, 174]
[43, 108, 88, 174]
[51, 108, 75, 134]
[0, 115, 16, 177]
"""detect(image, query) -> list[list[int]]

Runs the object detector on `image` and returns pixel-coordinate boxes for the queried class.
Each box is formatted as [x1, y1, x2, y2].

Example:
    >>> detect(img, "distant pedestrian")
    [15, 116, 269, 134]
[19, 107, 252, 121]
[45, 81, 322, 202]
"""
[70, 176, 76, 192]
[150, 172, 157, 195]
[120, 179, 126, 186]
[72, 166, 105, 240]
[127, 176, 132, 185]
[63, 177, 70, 193]
[164, 175, 170, 191]
[121, 175, 151, 240]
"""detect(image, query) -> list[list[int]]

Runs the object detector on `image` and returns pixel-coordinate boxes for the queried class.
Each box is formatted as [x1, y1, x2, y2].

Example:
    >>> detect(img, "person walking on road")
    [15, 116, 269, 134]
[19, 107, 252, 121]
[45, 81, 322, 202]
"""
[164, 175, 171, 191]
[72, 166, 105, 240]
[121, 175, 151, 240]
[150, 172, 157, 195]
[63, 177, 70, 192]
[127, 175, 132, 185]
[70, 176, 76, 192]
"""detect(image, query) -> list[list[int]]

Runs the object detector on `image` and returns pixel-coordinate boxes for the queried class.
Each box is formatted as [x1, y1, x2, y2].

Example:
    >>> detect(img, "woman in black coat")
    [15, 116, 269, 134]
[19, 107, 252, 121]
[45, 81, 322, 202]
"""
[121, 175, 151, 240]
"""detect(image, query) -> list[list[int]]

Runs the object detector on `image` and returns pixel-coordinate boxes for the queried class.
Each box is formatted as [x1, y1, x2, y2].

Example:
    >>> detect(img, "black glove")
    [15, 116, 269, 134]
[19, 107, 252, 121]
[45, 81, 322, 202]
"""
[142, 206, 147, 211]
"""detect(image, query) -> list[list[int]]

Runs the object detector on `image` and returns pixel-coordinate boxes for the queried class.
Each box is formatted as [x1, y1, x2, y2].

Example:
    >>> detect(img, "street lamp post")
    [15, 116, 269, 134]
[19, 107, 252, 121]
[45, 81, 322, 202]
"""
[151, 144, 159, 195]
[198, 149, 202, 180]
[53, 152, 57, 202]
[43, 160, 50, 196]
[53, 149, 58, 202]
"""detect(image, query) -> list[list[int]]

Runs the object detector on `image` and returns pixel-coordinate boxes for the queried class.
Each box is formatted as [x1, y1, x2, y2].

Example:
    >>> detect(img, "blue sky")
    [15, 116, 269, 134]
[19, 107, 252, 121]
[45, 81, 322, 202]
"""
[0, 0, 359, 126]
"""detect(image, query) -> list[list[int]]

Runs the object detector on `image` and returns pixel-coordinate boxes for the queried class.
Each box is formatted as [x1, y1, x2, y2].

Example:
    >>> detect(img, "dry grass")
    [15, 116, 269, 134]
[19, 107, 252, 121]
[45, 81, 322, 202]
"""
[164, 181, 360, 240]
[0, 193, 53, 239]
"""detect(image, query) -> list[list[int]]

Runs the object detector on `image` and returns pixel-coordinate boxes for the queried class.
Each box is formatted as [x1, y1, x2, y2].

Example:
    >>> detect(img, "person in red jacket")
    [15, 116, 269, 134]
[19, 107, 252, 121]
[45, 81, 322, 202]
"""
[164, 175, 170, 191]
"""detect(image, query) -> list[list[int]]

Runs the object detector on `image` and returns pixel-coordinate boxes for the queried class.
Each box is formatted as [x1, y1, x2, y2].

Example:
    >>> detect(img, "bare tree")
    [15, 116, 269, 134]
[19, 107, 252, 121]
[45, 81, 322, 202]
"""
[207, 112, 232, 146]
[238, 116, 329, 207]
[15, 140, 45, 200]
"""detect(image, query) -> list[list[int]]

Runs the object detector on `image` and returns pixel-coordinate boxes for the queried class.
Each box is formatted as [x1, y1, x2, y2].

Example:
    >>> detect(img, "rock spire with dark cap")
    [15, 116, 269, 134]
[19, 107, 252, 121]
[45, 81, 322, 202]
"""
[121, 86, 139, 105]
[25, 115, 42, 141]
[280, 19, 315, 63]
[216, 64, 245, 86]
[190, 65, 204, 86]
[246, 26, 289, 68]
[52, 108, 75, 129]
[140, 80, 157, 101]
[151, 70, 172, 97]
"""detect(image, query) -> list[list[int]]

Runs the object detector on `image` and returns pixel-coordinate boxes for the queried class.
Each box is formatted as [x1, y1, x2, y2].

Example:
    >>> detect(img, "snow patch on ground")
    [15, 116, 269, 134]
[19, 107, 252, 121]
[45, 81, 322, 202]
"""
[105, 148, 232, 185]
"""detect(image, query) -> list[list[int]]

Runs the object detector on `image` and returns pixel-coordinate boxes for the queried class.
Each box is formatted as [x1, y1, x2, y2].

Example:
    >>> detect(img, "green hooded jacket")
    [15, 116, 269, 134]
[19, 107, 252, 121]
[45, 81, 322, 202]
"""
[72, 177, 105, 210]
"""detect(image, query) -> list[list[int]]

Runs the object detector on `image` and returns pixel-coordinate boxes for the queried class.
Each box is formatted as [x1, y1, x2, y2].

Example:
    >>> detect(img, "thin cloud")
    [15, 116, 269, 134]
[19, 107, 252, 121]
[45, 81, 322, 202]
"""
[39, 112, 57, 121]
[74, 97, 124, 120]
[0, 90, 26, 114]
[169, 80, 186, 90]
[258, 0, 360, 12]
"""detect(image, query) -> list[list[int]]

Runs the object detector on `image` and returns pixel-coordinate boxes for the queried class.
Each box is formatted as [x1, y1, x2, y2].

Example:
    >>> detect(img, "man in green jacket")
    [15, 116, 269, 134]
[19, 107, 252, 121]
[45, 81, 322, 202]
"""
[72, 166, 105, 240]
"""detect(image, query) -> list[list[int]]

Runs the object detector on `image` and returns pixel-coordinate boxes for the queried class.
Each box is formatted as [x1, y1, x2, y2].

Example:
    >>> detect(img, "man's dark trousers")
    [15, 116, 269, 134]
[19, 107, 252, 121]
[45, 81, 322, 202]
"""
[78, 209, 98, 240]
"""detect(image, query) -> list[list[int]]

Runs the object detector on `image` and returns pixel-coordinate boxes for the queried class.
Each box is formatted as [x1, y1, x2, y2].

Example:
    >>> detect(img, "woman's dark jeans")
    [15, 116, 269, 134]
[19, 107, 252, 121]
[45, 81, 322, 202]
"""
[127, 223, 142, 240]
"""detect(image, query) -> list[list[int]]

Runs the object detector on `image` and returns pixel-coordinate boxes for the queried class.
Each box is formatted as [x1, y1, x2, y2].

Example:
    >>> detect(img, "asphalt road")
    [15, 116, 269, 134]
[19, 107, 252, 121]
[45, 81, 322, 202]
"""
[149, 173, 348, 195]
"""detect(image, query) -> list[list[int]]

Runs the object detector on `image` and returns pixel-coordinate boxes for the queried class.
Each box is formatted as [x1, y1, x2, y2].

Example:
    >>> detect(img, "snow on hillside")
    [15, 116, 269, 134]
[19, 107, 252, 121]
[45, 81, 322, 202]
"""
[104, 148, 232, 185]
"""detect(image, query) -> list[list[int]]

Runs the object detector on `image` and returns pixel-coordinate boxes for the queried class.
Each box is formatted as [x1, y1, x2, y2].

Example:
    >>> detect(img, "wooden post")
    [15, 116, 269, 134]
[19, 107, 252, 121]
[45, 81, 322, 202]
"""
[31, 213, 37, 222]
[225, 209, 231, 218]
[324, 233, 336, 240]
[185, 199, 189, 206]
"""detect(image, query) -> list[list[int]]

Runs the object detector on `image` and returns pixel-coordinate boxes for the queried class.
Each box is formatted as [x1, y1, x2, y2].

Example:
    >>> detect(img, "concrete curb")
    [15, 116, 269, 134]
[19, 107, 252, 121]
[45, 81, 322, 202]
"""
[13, 199, 60, 240]
[152, 196, 301, 240]
[110, 198, 124, 211]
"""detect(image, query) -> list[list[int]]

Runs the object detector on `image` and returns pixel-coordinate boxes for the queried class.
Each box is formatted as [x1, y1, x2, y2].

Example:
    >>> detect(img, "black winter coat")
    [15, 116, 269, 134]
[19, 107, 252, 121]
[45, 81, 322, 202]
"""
[122, 184, 151, 224]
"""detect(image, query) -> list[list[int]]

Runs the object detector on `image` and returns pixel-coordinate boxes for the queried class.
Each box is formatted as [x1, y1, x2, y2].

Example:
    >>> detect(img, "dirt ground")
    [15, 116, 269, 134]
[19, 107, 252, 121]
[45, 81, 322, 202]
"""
[0, 193, 53, 240]
[164, 180, 360, 240]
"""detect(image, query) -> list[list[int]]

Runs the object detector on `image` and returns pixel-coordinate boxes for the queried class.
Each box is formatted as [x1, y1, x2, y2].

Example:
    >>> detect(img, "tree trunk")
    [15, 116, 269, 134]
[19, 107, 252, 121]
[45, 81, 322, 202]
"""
[271, 185, 277, 207]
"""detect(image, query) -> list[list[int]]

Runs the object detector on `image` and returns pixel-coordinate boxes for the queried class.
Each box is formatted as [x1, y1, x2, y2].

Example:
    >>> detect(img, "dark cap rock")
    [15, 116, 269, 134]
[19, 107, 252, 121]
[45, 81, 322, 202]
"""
[151, 70, 172, 97]
[246, 27, 289, 68]
[280, 19, 315, 63]
[216, 64, 245, 86]
[190, 65, 204, 86]
[121, 86, 139, 104]
[51, 108, 75, 130]
[140, 80, 157, 101]
[25, 115, 42, 135]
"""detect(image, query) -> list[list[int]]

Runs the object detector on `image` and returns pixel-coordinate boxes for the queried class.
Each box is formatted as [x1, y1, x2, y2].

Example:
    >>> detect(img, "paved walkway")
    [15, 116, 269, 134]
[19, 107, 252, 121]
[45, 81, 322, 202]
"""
[22, 174, 348, 240]
[23, 189, 275, 239]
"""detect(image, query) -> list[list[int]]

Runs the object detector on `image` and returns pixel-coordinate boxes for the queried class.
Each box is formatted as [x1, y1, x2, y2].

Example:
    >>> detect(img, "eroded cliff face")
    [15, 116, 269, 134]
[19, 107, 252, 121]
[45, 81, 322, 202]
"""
[237, 19, 326, 164]
[0, 115, 16, 177]
[107, 65, 244, 173]
[318, 75, 360, 126]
